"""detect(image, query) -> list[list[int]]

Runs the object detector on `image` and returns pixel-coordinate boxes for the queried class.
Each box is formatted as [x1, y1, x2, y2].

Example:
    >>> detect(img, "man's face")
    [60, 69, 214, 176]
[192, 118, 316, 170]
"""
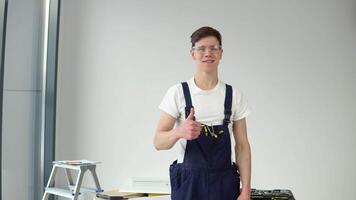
[190, 36, 223, 73]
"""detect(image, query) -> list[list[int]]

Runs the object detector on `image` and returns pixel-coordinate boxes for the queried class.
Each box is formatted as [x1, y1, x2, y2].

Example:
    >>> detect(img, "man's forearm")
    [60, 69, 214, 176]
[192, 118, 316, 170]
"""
[154, 129, 180, 150]
[235, 142, 251, 194]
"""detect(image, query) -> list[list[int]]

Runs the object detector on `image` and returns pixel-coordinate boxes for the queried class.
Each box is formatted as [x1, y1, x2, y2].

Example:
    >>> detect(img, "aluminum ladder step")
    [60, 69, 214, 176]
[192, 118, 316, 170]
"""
[45, 187, 80, 198]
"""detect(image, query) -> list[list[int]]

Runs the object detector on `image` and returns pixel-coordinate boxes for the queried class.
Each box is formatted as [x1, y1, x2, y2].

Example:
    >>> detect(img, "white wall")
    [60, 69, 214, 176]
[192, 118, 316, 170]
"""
[1, 0, 41, 199]
[56, 0, 356, 199]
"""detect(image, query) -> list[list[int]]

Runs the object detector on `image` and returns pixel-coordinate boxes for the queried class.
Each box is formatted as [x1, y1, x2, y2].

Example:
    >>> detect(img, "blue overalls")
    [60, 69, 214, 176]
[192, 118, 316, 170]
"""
[169, 82, 241, 200]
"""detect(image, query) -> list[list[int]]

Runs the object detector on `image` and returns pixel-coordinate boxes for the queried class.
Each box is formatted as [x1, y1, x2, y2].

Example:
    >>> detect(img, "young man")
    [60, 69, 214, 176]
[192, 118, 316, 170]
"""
[154, 26, 251, 200]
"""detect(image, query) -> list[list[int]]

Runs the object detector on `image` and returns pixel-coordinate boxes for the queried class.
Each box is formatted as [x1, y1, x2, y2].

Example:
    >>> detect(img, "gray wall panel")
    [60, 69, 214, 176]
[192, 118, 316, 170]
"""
[1, 0, 41, 199]
[2, 91, 38, 200]
[3, 0, 40, 91]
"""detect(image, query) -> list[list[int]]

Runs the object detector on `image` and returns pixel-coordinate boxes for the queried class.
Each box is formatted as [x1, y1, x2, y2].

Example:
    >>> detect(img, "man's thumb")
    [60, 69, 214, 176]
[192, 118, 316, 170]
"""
[187, 107, 195, 120]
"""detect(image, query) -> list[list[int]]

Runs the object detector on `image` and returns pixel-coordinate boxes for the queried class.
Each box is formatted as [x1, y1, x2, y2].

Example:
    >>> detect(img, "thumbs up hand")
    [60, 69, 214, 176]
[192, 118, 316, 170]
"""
[187, 107, 196, 120]
[175, 108, 202, 140]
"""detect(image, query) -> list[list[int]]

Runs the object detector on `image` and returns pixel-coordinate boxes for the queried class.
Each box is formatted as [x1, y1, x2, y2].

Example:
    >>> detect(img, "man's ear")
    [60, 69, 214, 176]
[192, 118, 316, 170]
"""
[190, 49, 195, 59]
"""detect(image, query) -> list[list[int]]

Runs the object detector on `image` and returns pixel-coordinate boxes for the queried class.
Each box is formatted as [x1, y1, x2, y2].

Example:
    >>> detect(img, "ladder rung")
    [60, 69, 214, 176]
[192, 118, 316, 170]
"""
[54, 163, 81, 170]
[45, 187, 80, 198]
[68, 185, 104, 193]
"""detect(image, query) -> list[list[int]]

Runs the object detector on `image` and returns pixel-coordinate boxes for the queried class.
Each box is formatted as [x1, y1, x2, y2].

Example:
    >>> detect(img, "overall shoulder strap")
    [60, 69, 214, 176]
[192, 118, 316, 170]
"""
[224, 84, 233, 125]
[181, 82, 194, 119]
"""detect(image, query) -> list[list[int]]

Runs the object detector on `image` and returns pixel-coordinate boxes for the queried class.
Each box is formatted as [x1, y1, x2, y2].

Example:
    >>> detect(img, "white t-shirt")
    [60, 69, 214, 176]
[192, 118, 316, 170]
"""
[158, 77, 251, 163]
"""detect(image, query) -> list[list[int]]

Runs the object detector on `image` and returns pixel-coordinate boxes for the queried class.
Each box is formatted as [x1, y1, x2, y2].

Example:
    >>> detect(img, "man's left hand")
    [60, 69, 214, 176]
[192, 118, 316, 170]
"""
[237, 191, 250, 200]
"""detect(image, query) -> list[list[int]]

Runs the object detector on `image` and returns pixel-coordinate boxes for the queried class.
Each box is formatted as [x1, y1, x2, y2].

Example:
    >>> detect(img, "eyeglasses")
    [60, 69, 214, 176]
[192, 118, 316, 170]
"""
[192, 45, 221, 54]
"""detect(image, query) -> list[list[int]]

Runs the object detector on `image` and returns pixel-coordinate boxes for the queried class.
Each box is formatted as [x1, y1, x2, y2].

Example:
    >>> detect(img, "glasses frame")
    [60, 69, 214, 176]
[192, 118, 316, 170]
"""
[192, 44, 222, 54]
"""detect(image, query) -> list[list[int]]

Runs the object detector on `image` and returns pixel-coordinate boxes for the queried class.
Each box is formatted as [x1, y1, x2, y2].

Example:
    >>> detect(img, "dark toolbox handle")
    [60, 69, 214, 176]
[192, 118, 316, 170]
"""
[96, 193, 125, 200]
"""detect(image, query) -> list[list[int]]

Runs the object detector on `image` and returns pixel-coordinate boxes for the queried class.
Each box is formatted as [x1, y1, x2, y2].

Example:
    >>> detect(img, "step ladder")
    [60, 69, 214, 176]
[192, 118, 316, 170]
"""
[42, 161, 104, 200]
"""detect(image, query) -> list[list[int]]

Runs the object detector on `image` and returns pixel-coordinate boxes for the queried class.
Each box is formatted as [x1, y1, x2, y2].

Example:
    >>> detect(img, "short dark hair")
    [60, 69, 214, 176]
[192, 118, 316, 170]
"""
[190, 26, 222, 47]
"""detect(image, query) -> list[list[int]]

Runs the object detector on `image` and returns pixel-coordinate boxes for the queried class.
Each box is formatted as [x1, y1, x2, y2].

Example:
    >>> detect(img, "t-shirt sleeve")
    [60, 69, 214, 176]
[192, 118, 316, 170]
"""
[232, 88, 251, 121]
[158, 85, 180, 119]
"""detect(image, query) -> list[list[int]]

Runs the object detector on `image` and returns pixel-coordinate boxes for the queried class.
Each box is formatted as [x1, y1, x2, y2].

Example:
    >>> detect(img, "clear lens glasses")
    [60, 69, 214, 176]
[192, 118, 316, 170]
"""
[192, 45, 221, 54]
